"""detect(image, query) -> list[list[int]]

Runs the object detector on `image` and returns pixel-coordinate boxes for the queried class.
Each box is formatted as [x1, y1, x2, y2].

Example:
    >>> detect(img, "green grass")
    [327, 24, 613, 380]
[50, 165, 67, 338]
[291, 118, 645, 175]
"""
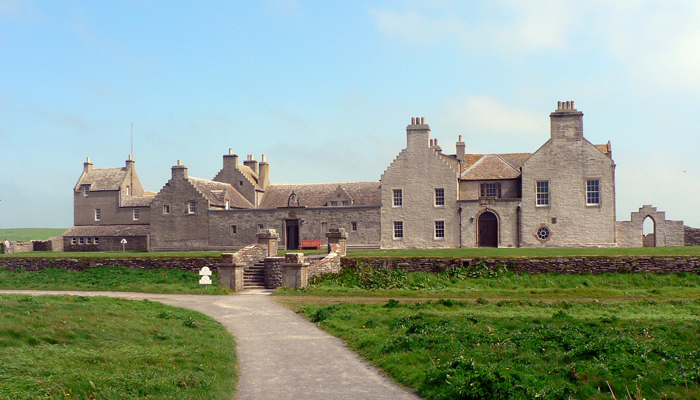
[344, 245, 700, 258]
[0, 228, 68, 241]
[276, 263, 700, 300]
[295, 298, 700, 400]
[0, 294, 237, 399]
[0, 250, 228, 259]
[0, 266, 231, 294]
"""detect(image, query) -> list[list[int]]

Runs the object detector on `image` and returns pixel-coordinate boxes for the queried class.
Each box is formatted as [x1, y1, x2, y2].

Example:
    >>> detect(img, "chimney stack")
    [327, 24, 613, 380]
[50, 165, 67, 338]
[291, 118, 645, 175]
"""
[223, 148, 239, 172]
[84, 157, 93, 174]
[259, 154, 270, 190]
[125, 154, 135, 171]
[551, 100, 583, 140]
[172, 159, 188, 180]
[243, 154, 258, 175]
[406, 116, 431, 149]
[456, 135, 465, 162]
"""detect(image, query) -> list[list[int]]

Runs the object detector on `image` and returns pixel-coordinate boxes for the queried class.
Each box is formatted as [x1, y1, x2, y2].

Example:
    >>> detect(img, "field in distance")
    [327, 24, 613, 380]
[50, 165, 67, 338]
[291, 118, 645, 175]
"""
[0, 228, 68, 241]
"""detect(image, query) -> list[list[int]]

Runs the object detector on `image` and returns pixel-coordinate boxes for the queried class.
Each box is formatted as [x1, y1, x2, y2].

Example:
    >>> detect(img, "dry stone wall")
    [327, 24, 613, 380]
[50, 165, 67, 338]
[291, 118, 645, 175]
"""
[0, 257, 221, 273]
[686, 226, 700, 246]
[341, 256, 700, 274]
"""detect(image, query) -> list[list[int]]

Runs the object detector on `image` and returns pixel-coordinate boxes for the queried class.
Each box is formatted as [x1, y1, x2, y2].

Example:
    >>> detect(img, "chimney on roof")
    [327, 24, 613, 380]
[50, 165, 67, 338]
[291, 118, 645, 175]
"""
[259, 154, 270, 190]
[551, 100, 584, 140]
[125, 154, 135, 171]
[406, 116, 431, 149]
[84, 157, 93, 173]
[223, 148, 239, 173]
[172, 160, 188, 180]
[456, 135, 465, 162]
[243, 154, 258, 175]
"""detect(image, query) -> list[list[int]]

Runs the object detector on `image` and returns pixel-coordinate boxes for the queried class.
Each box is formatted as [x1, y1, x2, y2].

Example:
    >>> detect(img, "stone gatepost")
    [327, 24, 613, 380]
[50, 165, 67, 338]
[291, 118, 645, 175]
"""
[264, 256, 284, 289]
[257, 229, 279, 257]
[218, 253, 245, 292]
[281, 252, 308, 288]
[326, 228, 348, 256]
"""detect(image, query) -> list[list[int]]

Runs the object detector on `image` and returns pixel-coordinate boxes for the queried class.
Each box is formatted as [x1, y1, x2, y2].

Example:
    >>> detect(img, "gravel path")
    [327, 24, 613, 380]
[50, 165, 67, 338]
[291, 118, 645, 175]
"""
[0, 290, 421, 400]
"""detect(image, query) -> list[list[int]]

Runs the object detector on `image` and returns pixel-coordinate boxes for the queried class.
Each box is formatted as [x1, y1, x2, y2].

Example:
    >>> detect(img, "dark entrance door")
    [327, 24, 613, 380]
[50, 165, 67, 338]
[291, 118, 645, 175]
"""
[286, 220, 300, 250]
[478, 212, 498, 247]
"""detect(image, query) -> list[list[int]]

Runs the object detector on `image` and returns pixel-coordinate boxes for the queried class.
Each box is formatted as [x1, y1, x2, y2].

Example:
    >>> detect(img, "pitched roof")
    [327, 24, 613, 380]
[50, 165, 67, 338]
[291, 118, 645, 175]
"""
[121, 195, 156, 207]
[238, 165, 262, 190]
[188, 177, 253, 208]
[259, 182, 381, 208]
[62, 224, 149, 237]
[461, 155, 522, 180]
[75, 168, 127, 191]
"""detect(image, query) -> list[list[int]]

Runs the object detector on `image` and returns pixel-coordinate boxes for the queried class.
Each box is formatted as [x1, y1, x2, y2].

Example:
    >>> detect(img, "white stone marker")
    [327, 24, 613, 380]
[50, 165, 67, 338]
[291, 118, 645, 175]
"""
[199, 266, 213, 288]
[120, 238, 127, 252]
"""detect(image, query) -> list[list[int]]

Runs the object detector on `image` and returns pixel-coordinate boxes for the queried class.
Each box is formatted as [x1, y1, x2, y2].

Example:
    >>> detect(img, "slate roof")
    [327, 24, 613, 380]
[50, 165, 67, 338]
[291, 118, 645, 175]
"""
[74, 168, 127, 191]
[188, 177, 253, 208]
[461, 155, 521, 180]
[259, 182, 381, 208]
[122, 195, 156, 207]
[62, 225, 149, 237]
[238, 165, 262, 190]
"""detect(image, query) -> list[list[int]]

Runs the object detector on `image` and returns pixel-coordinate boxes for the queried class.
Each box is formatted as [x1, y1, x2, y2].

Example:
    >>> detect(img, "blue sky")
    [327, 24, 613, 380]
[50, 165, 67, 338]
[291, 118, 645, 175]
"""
[1, 0, 699, 229]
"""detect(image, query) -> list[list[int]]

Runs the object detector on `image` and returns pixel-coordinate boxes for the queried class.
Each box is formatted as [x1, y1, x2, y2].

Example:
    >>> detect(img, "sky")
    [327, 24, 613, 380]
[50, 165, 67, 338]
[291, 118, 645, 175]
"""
[1, 0, 699, 230]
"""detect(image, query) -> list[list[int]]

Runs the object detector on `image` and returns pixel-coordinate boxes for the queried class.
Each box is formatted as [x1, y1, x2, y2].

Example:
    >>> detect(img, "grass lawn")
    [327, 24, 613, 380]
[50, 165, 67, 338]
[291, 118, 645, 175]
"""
[274, 265, 700, 399]
[0, 266, 231, 294]
[290, 298, 700, 400]
[0, 294, 237, 400]
[0, 228, 68, 241]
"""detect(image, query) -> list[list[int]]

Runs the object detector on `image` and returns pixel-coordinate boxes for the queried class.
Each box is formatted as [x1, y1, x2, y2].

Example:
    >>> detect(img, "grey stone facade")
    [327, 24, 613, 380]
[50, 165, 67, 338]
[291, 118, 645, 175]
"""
[64, 101, 690, 251]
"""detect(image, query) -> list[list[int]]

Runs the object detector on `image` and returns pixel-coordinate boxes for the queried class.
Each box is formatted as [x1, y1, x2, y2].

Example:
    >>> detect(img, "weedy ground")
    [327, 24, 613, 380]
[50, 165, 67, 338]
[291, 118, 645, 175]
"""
[0, 294, 237, 400]
[275, 263, 700, 399]
[0, 266, 231, 294]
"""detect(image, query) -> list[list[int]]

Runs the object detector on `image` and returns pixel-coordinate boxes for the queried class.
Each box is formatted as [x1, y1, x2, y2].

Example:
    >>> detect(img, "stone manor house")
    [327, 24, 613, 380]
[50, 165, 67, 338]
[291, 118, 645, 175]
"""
[62, 101, 687, 251]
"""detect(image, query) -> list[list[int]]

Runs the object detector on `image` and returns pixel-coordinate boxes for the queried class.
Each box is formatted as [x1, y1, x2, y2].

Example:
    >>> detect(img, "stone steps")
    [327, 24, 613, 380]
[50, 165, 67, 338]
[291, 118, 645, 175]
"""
[244, 262, 266, 289]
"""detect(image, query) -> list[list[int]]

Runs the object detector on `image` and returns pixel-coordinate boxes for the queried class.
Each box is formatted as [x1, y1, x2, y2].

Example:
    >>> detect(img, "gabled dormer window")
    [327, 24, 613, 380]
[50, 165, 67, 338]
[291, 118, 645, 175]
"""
[83, 186, 89, 196]
[480, 182, 501, 198]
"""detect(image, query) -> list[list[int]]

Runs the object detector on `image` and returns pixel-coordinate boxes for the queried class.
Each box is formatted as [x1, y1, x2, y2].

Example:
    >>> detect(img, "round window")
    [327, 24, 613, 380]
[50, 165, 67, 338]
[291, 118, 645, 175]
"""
[536, 226, 550, 240]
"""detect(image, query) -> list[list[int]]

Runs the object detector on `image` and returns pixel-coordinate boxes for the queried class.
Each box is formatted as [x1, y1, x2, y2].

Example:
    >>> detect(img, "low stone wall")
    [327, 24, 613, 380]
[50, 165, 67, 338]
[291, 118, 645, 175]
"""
[230, 244, 266, 268]
[1, 241, 34, 254]
[0, 257, 221, 274]
[341, 256, 700, 274]
[308, 243, 342, 277]
[264, 256, 284, 289]
[686, 226, 700, 246]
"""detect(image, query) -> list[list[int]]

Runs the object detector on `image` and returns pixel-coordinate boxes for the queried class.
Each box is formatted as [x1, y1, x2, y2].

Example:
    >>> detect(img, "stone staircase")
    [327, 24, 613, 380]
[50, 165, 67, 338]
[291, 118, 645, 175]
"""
[244, 261, 266, 289]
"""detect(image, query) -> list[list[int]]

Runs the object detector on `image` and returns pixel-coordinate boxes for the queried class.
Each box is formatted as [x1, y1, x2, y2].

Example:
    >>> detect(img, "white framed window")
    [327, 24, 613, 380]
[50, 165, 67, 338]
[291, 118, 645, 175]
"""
[71, 238, 77, 245]
[393, 221, 404, 239]
[586, 179, 600, 205]
[393, 189, 403, 207]
[342, 200, 350, 206]
[330, 201, 338, 207]
[163, 205, 170, 214]
[188, 201, 196, 214]
[231, 225, 237, 234]
[351, 221, 357, 232]
[435, 188, 445, 206]
[258, 224, 264, 231]
[480, 182, 502, 198]
[83, 186, 89, 196]
[86, 237, 92, 245]
[79, 237, 84, 245]
[435, 220, 445, 239]
[133, 208, 140, 221]
[125, 186, 130, 196]
[94, 238, 99, 245]
[536, 181, 549, 206]
[225, 200, 230, 210]
[95, 208, 101, 221]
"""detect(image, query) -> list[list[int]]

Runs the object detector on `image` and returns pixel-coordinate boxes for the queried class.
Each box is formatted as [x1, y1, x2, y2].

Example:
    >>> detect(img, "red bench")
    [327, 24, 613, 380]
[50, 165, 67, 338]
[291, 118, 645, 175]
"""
[299, 239, 322, 250]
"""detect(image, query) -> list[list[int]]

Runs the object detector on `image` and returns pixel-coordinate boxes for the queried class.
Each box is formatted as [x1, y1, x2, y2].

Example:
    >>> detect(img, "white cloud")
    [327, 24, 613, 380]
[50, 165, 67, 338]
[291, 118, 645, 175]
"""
[439, 93, 546, 138]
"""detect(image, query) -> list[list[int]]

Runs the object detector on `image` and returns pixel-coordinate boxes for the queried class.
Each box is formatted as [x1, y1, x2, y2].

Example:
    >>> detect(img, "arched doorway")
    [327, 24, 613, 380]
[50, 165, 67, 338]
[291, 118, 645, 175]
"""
[642, 215, 656, 247]
[478, 211, 498, 247]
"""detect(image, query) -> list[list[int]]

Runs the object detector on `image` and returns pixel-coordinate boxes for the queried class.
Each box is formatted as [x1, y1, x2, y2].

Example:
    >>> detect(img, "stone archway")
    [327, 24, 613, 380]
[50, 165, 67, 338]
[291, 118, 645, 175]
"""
[642, 215, 656, 247]
[478, 211, 498, 247]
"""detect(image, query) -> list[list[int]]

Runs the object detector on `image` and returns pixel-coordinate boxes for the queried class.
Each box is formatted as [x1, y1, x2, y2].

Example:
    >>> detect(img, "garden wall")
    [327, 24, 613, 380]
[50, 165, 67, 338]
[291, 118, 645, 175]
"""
[341, 256, 700, 274]
[686, 226, 700, 246]
[0, 257, 221, 274]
